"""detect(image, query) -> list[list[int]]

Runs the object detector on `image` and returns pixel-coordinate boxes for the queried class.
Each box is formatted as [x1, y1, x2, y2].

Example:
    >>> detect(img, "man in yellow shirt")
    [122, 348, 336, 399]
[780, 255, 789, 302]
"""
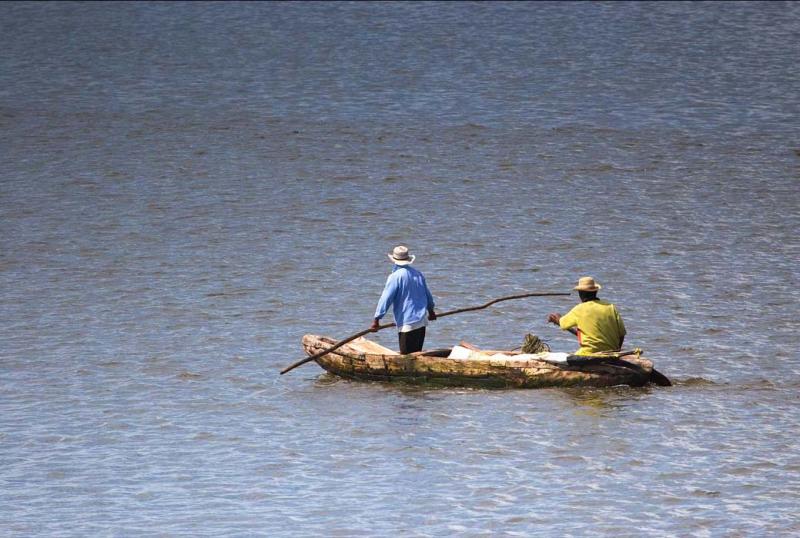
[547, 276, 626, 356]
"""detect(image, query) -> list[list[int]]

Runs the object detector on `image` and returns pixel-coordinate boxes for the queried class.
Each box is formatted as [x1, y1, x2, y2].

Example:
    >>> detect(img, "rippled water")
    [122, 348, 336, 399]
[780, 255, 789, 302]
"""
[2, 1, 799, 535]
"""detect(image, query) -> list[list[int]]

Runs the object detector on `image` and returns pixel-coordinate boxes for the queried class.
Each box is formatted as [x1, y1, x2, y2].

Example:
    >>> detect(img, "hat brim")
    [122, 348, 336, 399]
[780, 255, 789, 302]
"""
[389, 254, 415, 265]
[573, 284, 601, 292]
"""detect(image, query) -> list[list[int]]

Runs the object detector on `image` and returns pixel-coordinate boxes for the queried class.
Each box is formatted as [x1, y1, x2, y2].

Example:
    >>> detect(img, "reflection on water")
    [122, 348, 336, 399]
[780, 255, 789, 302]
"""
[561, 385, 654, 413]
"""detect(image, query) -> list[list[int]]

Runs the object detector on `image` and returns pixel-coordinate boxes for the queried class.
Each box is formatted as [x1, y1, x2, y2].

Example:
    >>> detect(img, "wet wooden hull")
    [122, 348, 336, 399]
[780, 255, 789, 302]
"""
[302, 334, 658, 389]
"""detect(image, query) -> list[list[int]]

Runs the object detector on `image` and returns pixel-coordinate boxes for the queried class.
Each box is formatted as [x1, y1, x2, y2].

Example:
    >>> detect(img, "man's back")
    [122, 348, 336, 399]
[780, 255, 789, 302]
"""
[559, 299, 626, 355]
[375, 265, 434, 329]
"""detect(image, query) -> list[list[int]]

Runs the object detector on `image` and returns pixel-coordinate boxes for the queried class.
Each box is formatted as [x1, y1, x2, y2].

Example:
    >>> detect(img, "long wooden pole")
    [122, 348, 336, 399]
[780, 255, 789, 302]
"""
[280, 291, 571, 375]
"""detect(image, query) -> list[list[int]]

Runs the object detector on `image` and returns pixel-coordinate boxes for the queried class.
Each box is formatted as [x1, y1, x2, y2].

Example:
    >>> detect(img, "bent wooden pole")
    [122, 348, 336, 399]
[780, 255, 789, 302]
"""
[280, 291, 571, 375]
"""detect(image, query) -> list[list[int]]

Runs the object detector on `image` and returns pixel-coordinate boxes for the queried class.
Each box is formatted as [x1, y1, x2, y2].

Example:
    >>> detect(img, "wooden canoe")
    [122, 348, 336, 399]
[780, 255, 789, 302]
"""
[301, 334, 664, 389]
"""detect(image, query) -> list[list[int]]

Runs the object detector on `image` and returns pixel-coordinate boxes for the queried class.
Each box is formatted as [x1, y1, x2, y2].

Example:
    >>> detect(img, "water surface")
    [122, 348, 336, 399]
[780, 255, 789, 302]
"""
[1, 2, 799, 536]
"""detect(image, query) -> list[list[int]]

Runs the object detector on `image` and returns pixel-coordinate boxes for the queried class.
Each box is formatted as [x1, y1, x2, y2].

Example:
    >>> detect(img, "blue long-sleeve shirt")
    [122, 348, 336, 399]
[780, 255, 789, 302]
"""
[374, 265, 435, 332]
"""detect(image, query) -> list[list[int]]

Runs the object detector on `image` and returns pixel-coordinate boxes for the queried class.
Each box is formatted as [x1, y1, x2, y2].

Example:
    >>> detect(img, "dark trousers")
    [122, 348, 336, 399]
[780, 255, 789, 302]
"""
[398, 326, 426, 354]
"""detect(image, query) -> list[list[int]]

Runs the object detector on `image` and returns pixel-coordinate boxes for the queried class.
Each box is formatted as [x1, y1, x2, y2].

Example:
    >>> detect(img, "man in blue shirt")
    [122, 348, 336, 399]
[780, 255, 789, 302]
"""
[369, 245, 437, 353]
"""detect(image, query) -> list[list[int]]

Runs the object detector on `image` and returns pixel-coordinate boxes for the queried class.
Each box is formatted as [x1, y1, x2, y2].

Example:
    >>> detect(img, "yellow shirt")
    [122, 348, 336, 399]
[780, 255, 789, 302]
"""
[559, 299, 626, 356]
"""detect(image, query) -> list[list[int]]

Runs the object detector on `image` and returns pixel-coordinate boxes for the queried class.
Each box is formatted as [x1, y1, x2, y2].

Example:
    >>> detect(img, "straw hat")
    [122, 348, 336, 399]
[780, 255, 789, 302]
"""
[574, 276, 601, 292]
[388, 245, 415, 265]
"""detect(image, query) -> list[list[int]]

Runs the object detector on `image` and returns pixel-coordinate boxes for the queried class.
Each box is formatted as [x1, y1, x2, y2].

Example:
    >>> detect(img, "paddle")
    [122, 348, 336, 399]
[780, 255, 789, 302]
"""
[552, 327, 671, 386]
[279, 291, 571, 375]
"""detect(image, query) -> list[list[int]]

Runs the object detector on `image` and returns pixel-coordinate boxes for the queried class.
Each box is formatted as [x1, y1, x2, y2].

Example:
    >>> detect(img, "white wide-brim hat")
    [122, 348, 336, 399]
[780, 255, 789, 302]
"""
[388, 245, 415, 265]
[574, 276, 601, 292]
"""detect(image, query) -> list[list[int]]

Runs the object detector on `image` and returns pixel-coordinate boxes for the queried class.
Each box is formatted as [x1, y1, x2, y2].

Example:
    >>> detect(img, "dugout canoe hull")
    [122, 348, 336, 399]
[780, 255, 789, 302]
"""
[301, 334, 659, 389]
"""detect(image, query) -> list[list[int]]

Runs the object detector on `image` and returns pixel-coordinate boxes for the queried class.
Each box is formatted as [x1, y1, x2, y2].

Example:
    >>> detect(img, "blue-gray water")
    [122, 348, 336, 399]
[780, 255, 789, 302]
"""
[2, 1, 799, 535]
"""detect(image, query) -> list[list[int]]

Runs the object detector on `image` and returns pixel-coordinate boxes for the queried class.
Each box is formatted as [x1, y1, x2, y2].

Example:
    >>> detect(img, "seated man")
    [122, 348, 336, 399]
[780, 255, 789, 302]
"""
[547, 276, 625, 356]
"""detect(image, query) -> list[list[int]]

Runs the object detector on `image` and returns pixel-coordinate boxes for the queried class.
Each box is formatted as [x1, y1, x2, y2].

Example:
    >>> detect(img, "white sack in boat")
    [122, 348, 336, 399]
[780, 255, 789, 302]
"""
[447, 346, 569, 364]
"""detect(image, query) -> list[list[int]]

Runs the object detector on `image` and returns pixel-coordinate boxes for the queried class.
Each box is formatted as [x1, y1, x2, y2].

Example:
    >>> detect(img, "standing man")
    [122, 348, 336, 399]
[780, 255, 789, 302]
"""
[547, 276, 626, 356]
[370, 245, 436, 354]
